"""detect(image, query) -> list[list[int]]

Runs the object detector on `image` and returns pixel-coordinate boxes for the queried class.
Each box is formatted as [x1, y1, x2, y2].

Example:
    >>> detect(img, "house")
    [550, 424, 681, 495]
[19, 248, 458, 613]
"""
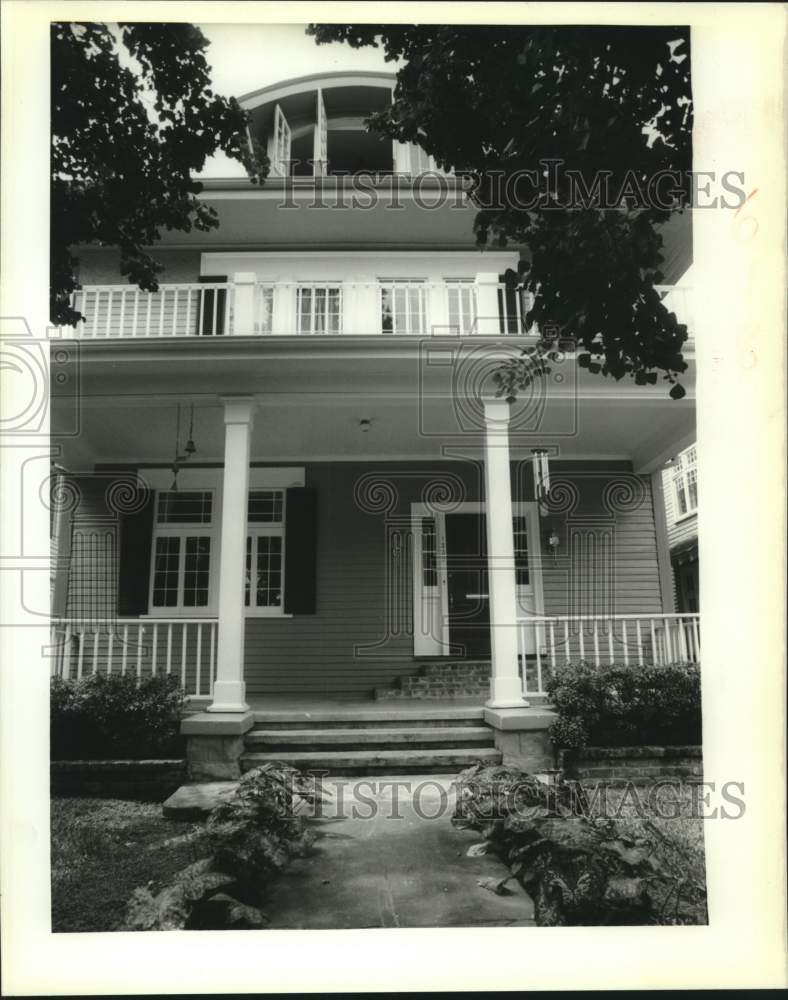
[50, 71, 699, 777]
[660, 443, 699, 613]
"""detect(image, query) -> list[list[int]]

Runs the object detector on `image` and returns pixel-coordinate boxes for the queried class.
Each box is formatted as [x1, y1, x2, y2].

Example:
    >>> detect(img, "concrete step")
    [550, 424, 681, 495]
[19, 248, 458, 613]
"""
[240, 745, 503, 775]
[245, 726, 495, 752]
[253, 708, 485, 727]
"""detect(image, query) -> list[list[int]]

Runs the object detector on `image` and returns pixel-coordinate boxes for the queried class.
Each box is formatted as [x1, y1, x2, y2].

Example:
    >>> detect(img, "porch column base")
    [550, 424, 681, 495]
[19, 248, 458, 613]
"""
[206, 680, 249, 714]
[486, 675, 529, 709]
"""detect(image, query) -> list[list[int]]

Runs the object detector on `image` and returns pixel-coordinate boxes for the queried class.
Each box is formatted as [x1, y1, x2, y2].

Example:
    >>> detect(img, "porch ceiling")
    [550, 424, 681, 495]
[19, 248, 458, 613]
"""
[53, 381, 694, 473]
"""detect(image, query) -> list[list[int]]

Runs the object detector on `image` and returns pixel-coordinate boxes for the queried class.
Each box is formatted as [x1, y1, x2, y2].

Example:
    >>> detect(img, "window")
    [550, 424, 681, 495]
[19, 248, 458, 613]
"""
[297, 285, 342, 335]
[421, 518, 438, 588]
[380, 280, 428, 335]
[148, 486, 290, 615]
[446, 280, 477, 335]
[672, 446, 698, 517]
[151, 491, 215, 611]
[245, 490, 285, 612]
[513, 516, 530, 586]
[271, 104, 291, 176]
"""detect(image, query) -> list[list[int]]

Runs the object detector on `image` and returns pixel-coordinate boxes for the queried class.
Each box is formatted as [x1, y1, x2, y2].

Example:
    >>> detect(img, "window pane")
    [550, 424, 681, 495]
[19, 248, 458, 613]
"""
[157, 491, 212, 524]
[183, 536, 211, 607]
[674, 480, 688, 515]
[447, 282, 476, 335]
[248, 490, 284, 523]
[513, 515, 529, 586]
[421, 517, 437, 588]
[297, 286, 342, 335]
[152, 536, 180, 607]
[244, 536, 252, 607]
[255, 535, 283, 607]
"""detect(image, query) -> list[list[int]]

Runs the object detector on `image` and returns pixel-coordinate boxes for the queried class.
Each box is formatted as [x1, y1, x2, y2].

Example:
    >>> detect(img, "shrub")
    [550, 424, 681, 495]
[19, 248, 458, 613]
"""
[546, 660, 702, 750]
[50, 674, 185, 760]
[453, 762, 707, 926]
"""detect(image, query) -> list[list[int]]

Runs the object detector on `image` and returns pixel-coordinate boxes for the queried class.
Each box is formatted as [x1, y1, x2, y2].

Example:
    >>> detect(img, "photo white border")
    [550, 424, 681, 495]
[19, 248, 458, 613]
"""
[1, 2, 785, 993]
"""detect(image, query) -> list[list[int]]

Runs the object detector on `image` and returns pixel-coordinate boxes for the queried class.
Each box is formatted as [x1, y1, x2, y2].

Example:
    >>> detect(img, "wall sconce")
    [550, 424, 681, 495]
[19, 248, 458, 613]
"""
[359, 418, 372, 433]
[532, 448, 550, 501]
[547, 530, 560, 562]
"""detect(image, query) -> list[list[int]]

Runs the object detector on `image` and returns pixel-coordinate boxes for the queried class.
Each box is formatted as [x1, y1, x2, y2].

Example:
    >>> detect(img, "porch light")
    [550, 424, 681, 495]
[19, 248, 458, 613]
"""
[532, 448, 550, 501]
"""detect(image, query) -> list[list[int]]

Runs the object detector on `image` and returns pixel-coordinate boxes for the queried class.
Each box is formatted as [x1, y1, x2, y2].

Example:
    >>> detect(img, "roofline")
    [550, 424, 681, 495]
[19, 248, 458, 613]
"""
[239, 71, 397, 109]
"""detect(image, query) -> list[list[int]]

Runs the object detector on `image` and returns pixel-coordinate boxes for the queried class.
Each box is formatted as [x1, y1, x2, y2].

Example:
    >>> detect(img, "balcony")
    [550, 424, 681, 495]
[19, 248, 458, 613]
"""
[60, 280, 692, 341]
[62, 278, 535, 340]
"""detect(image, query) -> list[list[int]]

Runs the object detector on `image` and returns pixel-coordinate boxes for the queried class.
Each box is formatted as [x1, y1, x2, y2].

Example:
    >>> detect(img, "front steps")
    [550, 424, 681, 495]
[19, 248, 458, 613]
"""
[374, 660, 492, 700]
[240, 708, 502, 775]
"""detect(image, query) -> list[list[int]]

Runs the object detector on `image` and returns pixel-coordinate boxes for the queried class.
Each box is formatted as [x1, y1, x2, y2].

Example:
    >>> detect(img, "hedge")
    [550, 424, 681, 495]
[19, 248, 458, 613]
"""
[546, 660, 702, 750]
[51, 674, 185, 760]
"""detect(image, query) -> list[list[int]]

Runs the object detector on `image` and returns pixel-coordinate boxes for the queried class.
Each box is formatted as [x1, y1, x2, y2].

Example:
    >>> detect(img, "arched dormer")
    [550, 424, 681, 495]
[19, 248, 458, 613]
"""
[239, 71, 447, 178]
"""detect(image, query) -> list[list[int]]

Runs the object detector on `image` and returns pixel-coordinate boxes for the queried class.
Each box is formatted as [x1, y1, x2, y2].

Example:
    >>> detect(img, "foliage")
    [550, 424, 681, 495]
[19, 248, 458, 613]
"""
[546, 660, 702, 749]
[51, 22, 268, 326]
[453, 763, 707, 925]
[123, 763, 322, 931]
[309, 25, 692, 394]
[50, 673, 185, 759]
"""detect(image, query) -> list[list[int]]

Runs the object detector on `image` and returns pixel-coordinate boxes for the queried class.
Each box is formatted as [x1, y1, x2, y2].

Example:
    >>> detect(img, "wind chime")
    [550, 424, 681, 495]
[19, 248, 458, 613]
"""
[532, 448, 560, 562]
[170, 402, 197, 491]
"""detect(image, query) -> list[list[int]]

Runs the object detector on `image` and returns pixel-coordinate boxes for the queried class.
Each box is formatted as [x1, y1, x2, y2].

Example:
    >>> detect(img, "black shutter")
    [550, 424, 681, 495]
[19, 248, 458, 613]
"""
[284, 487, 317, 614]
[117, 491, 155, 616]
[197, 275, 227, 336]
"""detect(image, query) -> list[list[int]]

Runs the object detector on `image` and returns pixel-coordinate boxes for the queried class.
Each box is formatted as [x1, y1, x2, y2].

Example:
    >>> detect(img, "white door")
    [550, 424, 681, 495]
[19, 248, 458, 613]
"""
[411, 502, 542, 657]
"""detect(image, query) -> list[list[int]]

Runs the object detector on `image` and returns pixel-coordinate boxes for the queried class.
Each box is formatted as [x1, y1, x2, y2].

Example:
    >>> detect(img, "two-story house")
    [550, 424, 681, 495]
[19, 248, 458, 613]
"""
[50, 71, 699, 777]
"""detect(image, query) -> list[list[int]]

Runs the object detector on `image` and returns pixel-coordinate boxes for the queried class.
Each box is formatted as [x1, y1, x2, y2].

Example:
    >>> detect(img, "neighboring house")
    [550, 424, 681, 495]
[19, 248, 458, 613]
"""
[661, 444, 699, 613]
[49, 72, 699, 774]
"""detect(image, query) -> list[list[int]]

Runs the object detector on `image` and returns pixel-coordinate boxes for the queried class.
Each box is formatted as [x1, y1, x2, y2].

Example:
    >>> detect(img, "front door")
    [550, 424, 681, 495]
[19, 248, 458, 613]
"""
[445, 513, 491, 658]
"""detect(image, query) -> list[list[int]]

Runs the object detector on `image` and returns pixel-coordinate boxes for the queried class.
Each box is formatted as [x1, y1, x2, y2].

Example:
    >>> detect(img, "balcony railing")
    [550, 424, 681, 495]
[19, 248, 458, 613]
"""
[61, 280, 535, 339]
[518, 612, 700, 696]
[50, 618, 218, 700]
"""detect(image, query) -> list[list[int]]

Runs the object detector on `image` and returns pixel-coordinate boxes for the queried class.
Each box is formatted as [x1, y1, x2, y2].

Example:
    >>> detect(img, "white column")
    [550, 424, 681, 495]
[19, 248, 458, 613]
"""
[231, 272, 256, 336]
[483, 398, 528, 708]
[208, 397, 255, 713]
[474, 272, 500, 335]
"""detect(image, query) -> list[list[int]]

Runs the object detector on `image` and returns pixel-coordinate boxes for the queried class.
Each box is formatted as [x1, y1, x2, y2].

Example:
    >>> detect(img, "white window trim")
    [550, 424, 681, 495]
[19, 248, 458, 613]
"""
[148, 489, 219, 616]
[139, 467, 304, 619]
[671, 448, 698, 521]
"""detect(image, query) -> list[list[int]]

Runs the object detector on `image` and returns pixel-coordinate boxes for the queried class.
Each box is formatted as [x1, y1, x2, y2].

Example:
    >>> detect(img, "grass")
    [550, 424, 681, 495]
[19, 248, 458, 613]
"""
[51, 797, 207, 932]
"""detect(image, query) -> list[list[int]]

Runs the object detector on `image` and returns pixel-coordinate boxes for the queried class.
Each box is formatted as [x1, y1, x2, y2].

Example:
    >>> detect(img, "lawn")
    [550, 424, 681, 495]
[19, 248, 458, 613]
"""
[51, 797, 206, 932]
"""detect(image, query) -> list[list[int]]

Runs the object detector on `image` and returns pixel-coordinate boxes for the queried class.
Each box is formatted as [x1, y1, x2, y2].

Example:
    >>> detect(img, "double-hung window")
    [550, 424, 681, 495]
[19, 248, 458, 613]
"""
[150, 491, 214, 611]
[245, 490, 285, 612]
[672, 446, 698, 518]
[380, 280, 428, 335]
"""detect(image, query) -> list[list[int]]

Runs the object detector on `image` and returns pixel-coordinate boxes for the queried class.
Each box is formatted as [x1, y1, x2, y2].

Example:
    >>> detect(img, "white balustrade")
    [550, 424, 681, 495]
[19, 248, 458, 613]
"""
[50, 618, 218, 699]
[517, 613, 701, 697]
[61, 281, 538, 339]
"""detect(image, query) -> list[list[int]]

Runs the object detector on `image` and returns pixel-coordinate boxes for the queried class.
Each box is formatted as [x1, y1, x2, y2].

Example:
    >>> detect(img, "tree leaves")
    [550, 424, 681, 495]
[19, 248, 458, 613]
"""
[51, 22, 269, 325]
[310, 24, 692, 395]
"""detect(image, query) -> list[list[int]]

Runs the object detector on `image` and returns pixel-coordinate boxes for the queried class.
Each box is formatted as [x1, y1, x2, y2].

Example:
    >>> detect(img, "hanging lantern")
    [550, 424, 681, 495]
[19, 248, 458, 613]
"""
[532, 448, 550, 501]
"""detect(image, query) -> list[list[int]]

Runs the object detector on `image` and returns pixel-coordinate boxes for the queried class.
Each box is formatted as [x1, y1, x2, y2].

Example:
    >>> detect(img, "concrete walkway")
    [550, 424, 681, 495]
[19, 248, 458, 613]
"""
[262, 774, 535, 929]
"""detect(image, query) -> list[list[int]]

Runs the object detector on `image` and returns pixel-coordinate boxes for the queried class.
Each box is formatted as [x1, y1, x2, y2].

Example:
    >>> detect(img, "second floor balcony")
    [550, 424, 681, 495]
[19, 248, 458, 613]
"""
[61, 278, 692, 342]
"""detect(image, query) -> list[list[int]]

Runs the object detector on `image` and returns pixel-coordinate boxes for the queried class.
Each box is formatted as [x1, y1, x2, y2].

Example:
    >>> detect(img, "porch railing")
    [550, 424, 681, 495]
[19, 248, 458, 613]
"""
[50, 618, 218, 699]
[60, 281, 535, 339]
[518, 612, 700, 697]
[61, 281, 691, 341]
